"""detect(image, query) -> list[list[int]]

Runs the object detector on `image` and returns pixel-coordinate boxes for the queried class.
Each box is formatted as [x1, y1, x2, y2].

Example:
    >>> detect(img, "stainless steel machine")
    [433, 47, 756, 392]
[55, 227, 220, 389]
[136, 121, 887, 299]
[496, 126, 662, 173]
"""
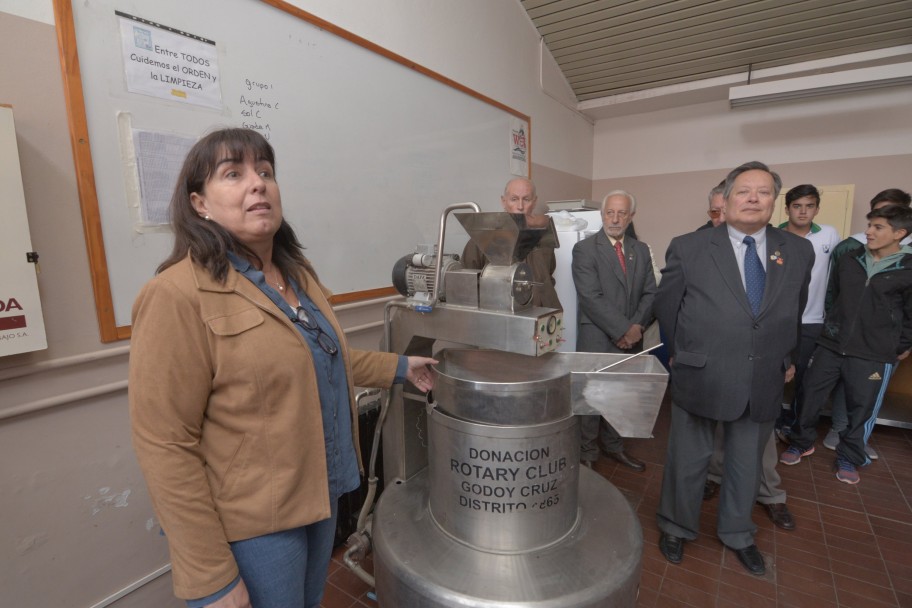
[353, 203, 668, 607]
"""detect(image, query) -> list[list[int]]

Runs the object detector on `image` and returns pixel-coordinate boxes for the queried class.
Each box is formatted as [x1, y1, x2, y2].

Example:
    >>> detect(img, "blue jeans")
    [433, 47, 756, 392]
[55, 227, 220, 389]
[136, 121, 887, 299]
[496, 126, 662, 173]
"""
[189, 504, 339, 608]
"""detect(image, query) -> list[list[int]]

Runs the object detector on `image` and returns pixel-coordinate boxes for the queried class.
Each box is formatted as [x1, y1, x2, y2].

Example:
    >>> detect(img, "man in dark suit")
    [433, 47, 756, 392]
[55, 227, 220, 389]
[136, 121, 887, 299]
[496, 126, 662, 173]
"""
[654, 161, 813, 576]
[572, 190, 656, 471]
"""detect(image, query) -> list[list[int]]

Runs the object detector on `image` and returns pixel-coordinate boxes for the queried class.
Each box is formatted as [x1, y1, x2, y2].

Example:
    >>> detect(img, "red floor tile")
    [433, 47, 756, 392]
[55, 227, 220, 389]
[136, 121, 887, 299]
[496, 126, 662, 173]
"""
[321, 398, 912, 607]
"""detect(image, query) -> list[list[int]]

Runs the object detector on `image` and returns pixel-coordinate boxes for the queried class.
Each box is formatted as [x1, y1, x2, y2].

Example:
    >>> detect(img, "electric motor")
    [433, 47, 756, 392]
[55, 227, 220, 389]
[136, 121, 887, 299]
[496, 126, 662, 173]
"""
[391, 246, 461, 300]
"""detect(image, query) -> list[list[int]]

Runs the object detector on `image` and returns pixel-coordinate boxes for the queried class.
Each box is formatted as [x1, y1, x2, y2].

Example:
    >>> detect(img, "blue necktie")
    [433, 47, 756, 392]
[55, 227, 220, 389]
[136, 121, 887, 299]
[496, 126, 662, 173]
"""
[743, 235, 765, 316]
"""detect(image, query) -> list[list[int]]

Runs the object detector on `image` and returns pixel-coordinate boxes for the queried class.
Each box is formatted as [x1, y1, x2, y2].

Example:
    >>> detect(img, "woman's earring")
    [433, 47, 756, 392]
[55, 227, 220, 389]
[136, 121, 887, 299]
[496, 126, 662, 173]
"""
[204, 214, 210, 220]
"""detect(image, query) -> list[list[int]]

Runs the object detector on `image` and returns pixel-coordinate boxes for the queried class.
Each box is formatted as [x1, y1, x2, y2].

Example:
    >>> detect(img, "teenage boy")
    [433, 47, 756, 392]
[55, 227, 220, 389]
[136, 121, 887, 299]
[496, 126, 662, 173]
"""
[774, 185, 840, 438]
[780, 205, 912, 484]
[817, 189, 912, 458]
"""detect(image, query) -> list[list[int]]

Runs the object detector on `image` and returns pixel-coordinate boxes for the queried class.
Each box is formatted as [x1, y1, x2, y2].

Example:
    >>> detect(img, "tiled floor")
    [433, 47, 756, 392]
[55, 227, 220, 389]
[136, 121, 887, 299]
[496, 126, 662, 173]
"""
[320, 398, 912, 607]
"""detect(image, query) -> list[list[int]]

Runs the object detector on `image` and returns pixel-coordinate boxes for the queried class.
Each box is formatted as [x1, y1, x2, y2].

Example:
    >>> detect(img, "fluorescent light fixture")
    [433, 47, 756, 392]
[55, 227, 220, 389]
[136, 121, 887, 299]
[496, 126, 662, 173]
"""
[729, 62, 912, 107]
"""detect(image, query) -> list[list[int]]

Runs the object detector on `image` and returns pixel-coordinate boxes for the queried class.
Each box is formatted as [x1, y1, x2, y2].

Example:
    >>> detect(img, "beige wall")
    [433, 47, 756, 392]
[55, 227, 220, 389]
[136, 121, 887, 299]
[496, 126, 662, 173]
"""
[0, 22, 391, 593]
[0, 11, 182, 608]
[531, 161, 594, 212]
[593, 92, 912, 180]
[592, 88, 912, 264]
[0, 1, 592, 605]
[4, 0, 908, 605]
[594, 154, 912, 267]
[0, 10, 394, 605]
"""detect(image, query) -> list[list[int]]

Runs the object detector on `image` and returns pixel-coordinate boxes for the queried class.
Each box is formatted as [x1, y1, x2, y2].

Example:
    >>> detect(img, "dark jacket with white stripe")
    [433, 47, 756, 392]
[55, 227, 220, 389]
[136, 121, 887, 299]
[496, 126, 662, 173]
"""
[819, 246, 912, 363]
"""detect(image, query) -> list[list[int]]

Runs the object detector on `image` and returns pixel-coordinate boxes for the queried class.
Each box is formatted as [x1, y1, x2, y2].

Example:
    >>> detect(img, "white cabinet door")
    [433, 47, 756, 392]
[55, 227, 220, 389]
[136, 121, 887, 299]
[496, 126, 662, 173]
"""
[0, 105, 47, 355]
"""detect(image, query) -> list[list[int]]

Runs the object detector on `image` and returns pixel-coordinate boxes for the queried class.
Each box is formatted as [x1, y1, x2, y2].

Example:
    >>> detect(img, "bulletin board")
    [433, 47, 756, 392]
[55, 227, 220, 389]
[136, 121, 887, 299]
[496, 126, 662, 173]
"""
[54, 0, 530, 341]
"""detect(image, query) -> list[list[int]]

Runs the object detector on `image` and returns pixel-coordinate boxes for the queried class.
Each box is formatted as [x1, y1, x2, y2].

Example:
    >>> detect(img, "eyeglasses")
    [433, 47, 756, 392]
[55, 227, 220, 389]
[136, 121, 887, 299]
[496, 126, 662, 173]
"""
[708, 208, 723, 218]
[295, 306, 339, 356]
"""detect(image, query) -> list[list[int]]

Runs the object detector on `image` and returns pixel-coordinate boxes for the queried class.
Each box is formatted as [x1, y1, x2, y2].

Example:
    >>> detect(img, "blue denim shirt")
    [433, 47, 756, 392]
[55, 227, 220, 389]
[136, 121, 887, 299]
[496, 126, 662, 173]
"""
[229, 252, 364, 501]
[186, 255, 407, 607]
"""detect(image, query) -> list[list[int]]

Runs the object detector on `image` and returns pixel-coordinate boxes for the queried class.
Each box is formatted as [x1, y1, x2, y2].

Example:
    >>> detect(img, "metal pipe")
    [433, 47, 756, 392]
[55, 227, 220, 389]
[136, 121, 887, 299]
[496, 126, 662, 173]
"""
[343, 540, 376, 588]
[0, 380, 129, 422]
[0, 301, 392, 422]
[0, 298, 397, 384]
[595, 343, 663, 372]
[333, 294, 403, 312]
[345, 386, 389, 590]
[0, 345, 130, 382]
[341, 300, 417, 588]
[87, 564, 172, 608]
[429, 202, 480, 303]
[354, 387, 383, 533]
[342, 320, 384, 335]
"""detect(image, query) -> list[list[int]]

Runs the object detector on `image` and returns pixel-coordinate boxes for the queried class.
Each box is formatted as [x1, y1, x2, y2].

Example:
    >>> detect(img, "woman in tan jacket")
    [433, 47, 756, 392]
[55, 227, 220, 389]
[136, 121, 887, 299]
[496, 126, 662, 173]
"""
[129, 128, 435, 608]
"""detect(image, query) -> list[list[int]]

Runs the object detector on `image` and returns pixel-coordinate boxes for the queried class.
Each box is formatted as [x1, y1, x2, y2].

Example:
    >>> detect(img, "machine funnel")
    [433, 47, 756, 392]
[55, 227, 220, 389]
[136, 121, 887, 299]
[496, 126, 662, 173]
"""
[456, 212, 557, 266]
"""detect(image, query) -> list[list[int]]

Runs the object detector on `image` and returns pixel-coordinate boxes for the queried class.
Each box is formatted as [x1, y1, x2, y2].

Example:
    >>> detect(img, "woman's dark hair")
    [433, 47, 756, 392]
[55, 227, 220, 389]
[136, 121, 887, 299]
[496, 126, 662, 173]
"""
[157, 128, 316, 283]
[785, 184, 820, 207]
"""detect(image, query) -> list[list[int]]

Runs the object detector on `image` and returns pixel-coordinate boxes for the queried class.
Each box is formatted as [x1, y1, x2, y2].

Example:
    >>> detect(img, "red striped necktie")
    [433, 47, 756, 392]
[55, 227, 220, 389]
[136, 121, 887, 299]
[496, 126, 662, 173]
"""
[614, 240, 627, 274]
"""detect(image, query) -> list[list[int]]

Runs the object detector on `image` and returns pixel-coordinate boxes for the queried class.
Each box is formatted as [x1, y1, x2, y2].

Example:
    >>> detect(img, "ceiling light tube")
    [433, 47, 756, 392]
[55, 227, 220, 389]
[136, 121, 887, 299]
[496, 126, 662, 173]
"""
[729, 62, 912, 107]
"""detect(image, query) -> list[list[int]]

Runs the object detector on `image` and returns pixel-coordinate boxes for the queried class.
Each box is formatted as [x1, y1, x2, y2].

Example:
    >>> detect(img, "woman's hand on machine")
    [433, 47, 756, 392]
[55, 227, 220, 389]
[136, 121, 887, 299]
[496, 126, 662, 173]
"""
[406, 356, 439, 392]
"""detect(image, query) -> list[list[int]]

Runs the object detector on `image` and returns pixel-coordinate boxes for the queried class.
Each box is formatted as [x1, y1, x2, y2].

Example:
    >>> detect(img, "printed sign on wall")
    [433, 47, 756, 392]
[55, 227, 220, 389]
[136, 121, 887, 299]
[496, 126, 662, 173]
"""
[118, 11, 222, 109]
[0, 106, 47, 356]
[509, 117, 529, 177]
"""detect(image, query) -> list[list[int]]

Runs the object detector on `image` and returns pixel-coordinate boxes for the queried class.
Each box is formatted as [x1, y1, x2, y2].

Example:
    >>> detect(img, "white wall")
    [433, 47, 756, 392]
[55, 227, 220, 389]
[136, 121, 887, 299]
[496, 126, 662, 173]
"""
[287, 0, 594, 182]
[0, 0, 52, 24]
[0, 0, 595, 180]
[8, 2, 909, 605]
[0, 1, 592, 606]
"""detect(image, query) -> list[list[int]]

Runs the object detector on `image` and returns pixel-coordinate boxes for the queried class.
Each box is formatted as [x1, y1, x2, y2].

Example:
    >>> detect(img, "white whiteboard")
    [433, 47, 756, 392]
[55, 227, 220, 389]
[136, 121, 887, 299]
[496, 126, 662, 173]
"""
[66, 0, 527, 330]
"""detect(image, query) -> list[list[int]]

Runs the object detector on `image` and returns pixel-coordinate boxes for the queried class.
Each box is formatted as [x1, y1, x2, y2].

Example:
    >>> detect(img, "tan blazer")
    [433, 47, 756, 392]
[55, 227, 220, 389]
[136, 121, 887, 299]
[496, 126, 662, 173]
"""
[129, 255, 398, 599]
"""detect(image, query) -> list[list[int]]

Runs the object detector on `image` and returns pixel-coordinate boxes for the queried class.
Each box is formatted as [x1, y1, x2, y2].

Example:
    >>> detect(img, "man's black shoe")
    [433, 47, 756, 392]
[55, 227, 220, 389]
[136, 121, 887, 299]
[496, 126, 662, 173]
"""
[730, 544, 765, 575]
[658, 533, 684, 564]
[607, 450, 646, 472]
[764, 502, 795, 531]
[703, 479, 720, 501]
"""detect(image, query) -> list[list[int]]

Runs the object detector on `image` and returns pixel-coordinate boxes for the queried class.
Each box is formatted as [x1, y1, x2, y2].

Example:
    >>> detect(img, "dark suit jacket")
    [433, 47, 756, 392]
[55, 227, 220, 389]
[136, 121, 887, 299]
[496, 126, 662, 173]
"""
[572, 231, 656, 352]
[655, 224, 814, 422]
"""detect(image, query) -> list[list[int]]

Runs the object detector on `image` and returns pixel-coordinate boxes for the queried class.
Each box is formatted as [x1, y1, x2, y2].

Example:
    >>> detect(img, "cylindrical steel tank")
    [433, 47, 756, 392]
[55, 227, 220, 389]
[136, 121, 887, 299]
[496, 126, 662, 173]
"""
[428, 408, 579, 552]
[373, 349, 644, 607]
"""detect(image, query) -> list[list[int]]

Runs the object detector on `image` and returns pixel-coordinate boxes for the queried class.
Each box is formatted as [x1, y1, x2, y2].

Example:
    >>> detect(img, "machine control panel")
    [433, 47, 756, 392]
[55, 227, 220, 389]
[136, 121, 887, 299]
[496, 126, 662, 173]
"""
[535, 311, 563, 355]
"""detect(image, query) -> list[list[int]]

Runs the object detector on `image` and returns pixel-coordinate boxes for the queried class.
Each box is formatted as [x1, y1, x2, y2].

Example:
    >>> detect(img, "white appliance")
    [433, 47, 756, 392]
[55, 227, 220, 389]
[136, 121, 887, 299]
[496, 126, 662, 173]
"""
[548, 208, 603, 352]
